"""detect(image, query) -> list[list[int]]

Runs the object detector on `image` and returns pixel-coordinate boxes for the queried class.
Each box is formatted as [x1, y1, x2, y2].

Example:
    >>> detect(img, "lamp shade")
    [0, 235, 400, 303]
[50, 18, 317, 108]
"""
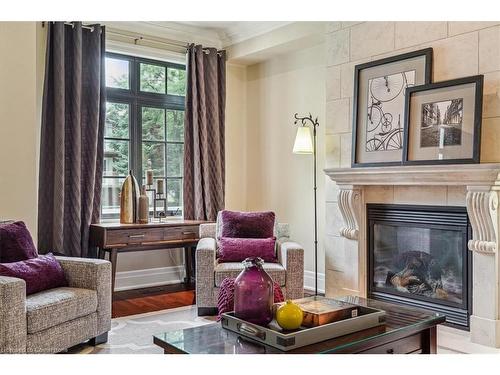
[293, 126, 313, 154]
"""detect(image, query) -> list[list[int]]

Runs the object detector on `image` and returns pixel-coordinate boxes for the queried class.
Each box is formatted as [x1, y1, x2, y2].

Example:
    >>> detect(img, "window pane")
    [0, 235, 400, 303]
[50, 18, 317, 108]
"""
[167, 143, 183, 177]
[105, 102, 129, 139]
[104, 140, 129, 177]
[105, 58, 129, 89]
[143, 142, 165, 177]
[101, 178, 124, 217]
[167, 67, 186, 96]
[167, 179, 182, 214]
[140, 63, 165, 93]
[167, 110, 184, 142]
[142, 107, 165, 141]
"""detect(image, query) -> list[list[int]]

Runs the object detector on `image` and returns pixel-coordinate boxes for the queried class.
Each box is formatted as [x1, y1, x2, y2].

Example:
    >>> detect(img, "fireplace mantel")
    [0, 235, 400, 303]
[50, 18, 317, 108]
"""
[324, 163, 500, 347]
[324, 163, 500, 187]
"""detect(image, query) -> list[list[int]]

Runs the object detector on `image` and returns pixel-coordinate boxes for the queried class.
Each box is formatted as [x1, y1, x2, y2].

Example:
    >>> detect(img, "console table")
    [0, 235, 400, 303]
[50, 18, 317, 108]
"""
[89, 220, 208, 294]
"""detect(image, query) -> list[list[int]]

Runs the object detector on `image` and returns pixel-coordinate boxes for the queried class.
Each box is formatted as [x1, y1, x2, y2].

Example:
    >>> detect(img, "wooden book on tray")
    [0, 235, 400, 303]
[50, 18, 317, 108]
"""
[285, 297, 360, 327]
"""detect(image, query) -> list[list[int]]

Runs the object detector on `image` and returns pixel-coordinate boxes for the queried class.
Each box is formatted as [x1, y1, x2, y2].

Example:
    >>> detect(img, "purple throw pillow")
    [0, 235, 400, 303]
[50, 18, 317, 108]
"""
[218, 237, 277, 263]
[218, 210, 275, 239]
[0, 221, 38, 263]
[0, 253, 68, 295]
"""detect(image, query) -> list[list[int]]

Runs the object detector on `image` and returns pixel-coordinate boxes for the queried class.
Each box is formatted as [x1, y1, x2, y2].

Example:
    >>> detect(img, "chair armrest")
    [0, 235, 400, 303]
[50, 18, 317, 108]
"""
[199, 223, 216, 238]
[55, 256, 111, 335]
[277, 240, 304, 300]
[195, 238, 216, 308]
[0, 276, 27, 353]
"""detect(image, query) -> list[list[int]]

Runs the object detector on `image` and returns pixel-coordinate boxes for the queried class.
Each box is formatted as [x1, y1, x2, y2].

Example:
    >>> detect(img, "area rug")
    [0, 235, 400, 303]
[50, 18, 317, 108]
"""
[69, 305, 215, 354]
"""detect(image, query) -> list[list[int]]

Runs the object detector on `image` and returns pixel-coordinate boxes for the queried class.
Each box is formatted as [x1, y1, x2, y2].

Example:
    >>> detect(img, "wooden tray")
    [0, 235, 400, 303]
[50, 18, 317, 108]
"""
[221, 298, 386, 351]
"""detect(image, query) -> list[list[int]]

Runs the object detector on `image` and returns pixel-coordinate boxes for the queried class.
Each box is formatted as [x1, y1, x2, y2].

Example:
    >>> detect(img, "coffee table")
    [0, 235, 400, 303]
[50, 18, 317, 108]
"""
[153, 296, 446, 354]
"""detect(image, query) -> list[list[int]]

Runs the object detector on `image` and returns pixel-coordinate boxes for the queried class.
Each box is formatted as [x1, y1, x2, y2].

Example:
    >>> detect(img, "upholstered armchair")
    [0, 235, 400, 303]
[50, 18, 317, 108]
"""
[0, 256, 111, 354]
[196, 222, 304, 316]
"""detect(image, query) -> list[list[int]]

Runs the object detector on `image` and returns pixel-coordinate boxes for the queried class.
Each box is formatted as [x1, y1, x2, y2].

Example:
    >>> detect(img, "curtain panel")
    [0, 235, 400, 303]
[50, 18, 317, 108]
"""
[183, 44, 226, 221]
[38, 22, 106, 258]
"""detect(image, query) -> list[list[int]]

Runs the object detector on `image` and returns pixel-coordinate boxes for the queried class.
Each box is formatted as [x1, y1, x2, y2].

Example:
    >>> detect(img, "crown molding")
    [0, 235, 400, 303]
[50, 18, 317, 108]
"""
[217, 22, 293, 47]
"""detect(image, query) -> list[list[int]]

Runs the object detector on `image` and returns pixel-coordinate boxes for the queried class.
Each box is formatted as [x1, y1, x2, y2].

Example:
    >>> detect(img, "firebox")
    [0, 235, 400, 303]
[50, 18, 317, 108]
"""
[367, 204, 472, 329]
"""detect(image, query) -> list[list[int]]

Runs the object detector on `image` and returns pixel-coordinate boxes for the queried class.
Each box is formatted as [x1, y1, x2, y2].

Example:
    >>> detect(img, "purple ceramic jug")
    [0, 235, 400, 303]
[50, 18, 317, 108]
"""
[234, 257, 274, 326]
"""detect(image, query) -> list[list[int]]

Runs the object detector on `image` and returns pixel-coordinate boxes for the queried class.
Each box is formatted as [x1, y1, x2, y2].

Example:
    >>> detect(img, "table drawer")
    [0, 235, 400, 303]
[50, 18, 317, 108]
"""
[358, 333, 422, 354]
[164, 226, 198, 241]
[106, 228, 164, 245]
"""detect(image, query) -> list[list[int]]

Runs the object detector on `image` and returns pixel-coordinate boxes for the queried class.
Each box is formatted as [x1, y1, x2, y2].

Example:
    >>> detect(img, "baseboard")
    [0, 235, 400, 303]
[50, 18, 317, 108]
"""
[115, 267, 325, 294]
[114, 265, 186, 291]
[303, 270, 325, 294]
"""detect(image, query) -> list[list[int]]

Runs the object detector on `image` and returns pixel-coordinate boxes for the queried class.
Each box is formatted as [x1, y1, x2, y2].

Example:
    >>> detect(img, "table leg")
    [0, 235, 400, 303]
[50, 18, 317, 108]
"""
[110, 248, 118, 295]
[183, 246, 192, 284]
[190, 246, 196, 282]
[422, 326, 437, 354]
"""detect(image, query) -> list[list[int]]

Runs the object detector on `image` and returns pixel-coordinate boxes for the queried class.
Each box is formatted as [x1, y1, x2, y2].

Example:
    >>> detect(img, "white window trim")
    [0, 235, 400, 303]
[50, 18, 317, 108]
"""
[106, 39, 186, 65]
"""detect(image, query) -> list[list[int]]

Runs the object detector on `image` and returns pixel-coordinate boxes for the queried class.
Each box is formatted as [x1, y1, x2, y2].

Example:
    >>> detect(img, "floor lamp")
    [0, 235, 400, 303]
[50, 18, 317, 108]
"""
[292, 113, 320, 296]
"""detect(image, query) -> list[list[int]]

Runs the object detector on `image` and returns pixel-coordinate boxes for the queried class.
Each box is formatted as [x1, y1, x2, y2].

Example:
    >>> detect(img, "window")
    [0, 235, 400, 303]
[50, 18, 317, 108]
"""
[102, 53, 186, 220]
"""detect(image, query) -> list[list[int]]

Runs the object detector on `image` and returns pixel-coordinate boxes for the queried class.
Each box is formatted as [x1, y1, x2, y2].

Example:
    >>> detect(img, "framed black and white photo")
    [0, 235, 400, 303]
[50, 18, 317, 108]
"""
[352, 48, 433, 167]
[403, 75, 483, 165]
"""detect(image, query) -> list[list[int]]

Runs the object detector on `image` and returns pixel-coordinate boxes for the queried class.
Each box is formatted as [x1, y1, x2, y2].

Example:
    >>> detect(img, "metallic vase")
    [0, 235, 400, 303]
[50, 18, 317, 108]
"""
[120, 170, 140, 224]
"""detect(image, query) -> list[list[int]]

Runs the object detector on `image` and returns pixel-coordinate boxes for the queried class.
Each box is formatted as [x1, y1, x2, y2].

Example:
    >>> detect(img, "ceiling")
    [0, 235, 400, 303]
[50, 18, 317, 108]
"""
[151, 21, 291, 46]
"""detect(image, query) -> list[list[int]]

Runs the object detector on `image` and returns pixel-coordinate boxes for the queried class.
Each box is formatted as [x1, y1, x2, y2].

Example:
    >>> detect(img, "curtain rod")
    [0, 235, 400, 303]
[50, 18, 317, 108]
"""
[42, 21, 99, 32]
[107, 29, 224, 55]
[41, 22, 224, 55]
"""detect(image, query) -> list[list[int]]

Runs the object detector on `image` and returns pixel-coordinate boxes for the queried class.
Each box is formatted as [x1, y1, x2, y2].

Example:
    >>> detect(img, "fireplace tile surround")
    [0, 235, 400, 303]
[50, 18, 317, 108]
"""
[325, 163, 500, 348]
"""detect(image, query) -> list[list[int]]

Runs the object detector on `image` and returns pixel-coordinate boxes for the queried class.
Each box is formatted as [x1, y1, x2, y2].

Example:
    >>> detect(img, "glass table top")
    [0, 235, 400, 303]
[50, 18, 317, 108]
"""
[153, 296, 445, 354]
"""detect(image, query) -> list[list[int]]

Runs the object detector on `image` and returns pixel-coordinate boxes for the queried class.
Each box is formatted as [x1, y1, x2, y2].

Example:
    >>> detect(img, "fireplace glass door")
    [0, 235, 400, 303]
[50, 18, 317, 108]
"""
[368, 204, 471, 328]
[373, 223, 464, 306]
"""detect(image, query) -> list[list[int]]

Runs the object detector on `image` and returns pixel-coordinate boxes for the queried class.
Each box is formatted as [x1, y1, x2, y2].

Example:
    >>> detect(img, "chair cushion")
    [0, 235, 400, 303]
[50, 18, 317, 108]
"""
[25, 287, 98, 334]
[214, 262, 286, 287]
[217, 237, 278, 263]
[0, 253, 68, 295]
[216, 210, 275, 239]
[0, 221, 38, 263]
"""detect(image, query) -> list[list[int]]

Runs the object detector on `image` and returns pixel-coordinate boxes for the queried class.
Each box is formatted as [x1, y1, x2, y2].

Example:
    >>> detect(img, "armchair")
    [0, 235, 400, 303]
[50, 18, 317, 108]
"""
[0, 256, 111, 353]
[196, 222, 304, 316]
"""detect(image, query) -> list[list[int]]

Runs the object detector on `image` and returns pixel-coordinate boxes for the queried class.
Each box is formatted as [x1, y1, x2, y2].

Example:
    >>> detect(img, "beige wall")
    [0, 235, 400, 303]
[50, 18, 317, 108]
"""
[225, 64, 248, 211]
[0, 22, 44, 237]
[244, 42, 326, 286]
[324, 21, 500, 295]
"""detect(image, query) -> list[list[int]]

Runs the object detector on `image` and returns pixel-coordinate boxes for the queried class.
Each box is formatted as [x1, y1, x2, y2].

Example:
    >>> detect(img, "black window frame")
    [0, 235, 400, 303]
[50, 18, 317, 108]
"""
[103, 52, 186, 220]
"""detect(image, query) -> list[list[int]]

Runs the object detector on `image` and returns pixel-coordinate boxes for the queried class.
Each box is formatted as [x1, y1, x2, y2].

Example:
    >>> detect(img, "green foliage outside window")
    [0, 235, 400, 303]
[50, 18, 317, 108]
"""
[103, 55, 186, 217]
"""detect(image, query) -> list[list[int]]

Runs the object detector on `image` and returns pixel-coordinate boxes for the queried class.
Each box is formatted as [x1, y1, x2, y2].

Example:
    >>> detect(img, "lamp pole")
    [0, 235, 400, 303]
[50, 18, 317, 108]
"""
[293, 113, 320, 296]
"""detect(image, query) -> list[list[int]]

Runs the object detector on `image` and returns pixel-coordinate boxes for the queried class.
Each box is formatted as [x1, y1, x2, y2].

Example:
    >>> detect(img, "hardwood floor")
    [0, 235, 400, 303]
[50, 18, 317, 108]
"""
[111, 285, 321, 318]
[112, 283, 195, 318]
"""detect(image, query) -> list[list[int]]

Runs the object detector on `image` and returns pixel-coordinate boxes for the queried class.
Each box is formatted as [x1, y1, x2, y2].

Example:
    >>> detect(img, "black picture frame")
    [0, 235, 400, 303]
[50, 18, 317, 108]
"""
[402, 75, 484, 165]
[351, 48, 433, 168]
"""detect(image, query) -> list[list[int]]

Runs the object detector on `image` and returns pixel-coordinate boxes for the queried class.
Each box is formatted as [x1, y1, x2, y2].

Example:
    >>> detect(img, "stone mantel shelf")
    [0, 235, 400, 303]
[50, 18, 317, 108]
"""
[324, 163, 500, 187]
[325, 163, 500, 257]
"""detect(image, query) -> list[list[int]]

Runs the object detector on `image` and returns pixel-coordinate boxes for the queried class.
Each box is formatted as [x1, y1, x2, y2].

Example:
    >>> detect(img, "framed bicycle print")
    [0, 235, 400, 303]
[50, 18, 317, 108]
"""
[402, 75, 483, 165]
[352, 48, 433, 167]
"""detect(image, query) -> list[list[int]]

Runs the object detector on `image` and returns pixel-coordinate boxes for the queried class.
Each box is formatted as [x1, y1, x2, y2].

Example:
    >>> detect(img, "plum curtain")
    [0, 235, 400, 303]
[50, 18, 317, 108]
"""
[38, 22, 106, 257]
[183, 44, 226, 221]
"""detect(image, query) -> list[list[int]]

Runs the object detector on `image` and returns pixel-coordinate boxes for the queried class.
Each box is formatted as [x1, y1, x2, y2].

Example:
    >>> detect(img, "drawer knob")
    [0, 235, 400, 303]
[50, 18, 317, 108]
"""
[386, 348, 394, 354]
[182, 232, 194, 235]
[129, 234, 145, 239]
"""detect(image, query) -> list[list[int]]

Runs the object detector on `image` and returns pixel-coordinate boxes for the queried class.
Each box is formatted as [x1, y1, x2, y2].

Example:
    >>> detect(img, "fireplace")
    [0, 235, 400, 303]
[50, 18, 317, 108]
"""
[367, 204, 472, 329]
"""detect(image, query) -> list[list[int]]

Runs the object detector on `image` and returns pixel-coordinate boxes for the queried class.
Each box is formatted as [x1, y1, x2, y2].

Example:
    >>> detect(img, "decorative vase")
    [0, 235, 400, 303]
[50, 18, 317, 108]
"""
[138, 185, 149, 224]
[234, 257, 274, 326]
[120, 170, 140, 224]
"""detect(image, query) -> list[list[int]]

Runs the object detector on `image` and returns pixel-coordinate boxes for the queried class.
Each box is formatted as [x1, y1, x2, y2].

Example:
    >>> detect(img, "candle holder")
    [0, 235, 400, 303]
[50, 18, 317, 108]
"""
[145, 183, 168, 222]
